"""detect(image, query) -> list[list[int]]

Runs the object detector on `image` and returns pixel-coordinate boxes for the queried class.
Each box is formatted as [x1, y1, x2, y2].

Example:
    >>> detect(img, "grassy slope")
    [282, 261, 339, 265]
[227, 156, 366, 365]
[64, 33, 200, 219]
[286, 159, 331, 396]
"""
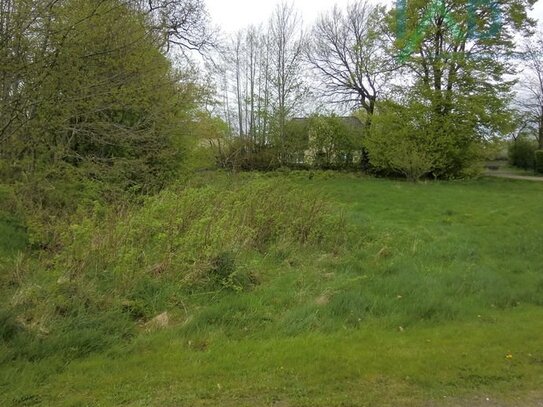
[2, 174, 543, 406]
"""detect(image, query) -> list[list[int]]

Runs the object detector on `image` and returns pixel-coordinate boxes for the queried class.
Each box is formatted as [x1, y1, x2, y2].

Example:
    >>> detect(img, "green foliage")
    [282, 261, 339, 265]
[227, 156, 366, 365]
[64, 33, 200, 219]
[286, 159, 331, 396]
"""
[215, 115, 364, 171]
[187, 112, 231, 172]
[215, 121, 305, 171]
[366, 98, 483, 180]
[218, 138, 282, 171]
[282, 118, 311, 165]
[385, 0, 529, 179]
[509, 138, 537, 170]
[536, 150, 543, 174]
[0, 216, 27, 258]
[306, 115, 363, 170]
[0, 0, 209, 247]
[366, 101, 438, 180]
[68, 177, 344, 288]
[2, 0, 192, 185]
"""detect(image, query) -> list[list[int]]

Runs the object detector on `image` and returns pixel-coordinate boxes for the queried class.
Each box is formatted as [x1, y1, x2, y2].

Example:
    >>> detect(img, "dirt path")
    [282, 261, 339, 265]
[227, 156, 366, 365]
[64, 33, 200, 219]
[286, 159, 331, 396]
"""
[486, 172, 543, 182]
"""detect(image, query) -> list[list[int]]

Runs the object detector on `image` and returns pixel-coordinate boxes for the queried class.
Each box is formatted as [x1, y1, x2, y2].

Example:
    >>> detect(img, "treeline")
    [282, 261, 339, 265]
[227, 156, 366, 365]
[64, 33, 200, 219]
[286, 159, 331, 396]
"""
[208, 0, 541, 179]
[2, 0, 543, 224]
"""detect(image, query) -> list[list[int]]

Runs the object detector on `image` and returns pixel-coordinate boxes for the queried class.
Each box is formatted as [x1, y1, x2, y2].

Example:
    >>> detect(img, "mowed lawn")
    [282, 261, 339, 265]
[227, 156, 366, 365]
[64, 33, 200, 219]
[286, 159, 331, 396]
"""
[2, 174, 543, 406]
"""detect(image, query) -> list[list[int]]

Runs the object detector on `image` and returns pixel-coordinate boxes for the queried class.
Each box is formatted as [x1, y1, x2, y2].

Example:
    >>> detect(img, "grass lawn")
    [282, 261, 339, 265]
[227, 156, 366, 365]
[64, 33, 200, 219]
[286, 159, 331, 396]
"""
[2, 174, 543, 406]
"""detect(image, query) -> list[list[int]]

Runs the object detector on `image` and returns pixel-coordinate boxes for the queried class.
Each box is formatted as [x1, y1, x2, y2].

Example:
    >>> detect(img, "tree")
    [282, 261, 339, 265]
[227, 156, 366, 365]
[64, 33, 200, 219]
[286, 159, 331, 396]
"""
[519, 29, 543, 149]
[307, 1, 392, 123]
[0, 0, 212, 158]
[0, 0, 207, 196]
[268, 2, 306, 164]
[306, 115, 362, 169]
[215, 25, 272, 146]
[214, 3, 306, 166]
[387, 0, 536, 177]
[131, 0, 215, 54]
[509, 136, 537, 170]
[0, 0, 62, 161]
[0, 0, 214, 247]
[393, 0, 535, 105]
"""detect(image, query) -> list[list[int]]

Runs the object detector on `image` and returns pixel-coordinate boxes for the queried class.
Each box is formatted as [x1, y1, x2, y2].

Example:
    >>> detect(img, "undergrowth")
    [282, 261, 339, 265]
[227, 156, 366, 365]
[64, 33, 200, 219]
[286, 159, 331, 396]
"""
[0, 176, 347, 363]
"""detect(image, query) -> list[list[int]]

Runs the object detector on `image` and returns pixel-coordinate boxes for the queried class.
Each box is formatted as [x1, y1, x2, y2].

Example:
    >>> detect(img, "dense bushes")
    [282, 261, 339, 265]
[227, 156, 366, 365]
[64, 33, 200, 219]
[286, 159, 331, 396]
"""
[1, 0, 194, 187]
[213, 115, 364, 171]
[305, 115, 363, 170]
[509, 138, 538, 170]
[535, 150, 543, 174]
[216, 138, 283, 171]
[365, 102, 438, 181]
[0, 0, 208, 248]
[365, 99, 483, 181]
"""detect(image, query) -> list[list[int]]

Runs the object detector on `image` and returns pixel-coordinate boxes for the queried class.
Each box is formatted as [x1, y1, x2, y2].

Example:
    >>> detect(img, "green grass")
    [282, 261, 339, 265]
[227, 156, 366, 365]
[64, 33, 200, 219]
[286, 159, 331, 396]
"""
[2, 173, 543, 406]
[0, 216, 26, 257]
[4, 306, 543, 406]
[0, 188, 26, 258]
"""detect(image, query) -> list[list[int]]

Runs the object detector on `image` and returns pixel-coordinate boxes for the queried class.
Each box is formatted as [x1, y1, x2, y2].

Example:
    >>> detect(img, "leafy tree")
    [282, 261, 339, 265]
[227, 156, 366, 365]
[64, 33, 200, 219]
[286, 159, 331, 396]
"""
[284, 118, 310, 165]
[387, 0, 536, 177]
[0, 0, 210, 245]
[535, 150, 543, 173]
[1, 0, 206, 191]
[0, 0, 57, 166]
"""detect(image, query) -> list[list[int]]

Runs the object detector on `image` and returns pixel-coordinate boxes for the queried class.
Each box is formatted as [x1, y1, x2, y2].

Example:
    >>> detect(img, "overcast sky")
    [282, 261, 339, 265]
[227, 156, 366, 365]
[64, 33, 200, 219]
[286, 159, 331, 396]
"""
[206, 0, 543, 34]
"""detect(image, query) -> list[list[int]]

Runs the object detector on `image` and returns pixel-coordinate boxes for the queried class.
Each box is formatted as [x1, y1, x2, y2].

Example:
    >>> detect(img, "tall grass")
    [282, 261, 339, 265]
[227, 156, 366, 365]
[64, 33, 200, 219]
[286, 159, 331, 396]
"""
[0, 176, 346, 362]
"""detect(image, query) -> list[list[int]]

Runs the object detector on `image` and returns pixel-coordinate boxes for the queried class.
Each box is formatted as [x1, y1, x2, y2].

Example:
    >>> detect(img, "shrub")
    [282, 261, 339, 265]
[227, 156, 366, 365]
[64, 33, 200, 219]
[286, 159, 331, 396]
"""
[509, 138, 537, 170]
[367, 90, 499, 179]
[306, 115, 363, 170]
[365, 132, 439, 181]
[365, 101, 442, 181]
[217, 138, 281, 171]
[535, 150, 543, 174]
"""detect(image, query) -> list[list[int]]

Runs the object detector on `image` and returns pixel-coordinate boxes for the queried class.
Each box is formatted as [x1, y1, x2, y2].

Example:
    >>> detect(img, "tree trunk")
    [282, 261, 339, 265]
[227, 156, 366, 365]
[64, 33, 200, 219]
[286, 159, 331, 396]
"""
[539, 111, 543, 149]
